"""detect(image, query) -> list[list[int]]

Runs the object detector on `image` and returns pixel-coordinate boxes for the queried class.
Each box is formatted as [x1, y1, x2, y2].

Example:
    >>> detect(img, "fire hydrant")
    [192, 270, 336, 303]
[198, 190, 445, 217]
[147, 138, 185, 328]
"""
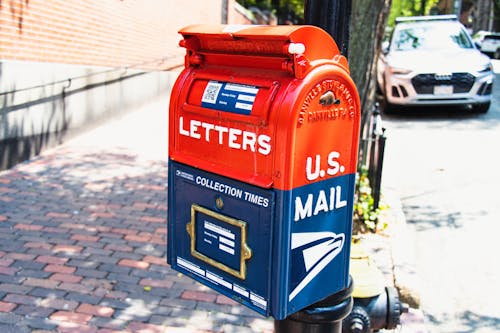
[342, 241, 408, 333]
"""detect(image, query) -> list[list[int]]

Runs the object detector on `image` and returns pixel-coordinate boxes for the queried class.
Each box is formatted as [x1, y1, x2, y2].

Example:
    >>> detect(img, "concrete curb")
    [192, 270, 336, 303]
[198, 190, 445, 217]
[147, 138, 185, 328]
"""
[381, 187, 422, 310]
[351, 186, 427, 332]
[376, 187, 429, 332]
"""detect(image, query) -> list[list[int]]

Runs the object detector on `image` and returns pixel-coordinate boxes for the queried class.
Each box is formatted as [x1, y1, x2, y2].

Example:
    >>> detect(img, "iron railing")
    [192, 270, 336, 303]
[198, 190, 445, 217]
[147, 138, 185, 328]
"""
[358, 103, 386, 209]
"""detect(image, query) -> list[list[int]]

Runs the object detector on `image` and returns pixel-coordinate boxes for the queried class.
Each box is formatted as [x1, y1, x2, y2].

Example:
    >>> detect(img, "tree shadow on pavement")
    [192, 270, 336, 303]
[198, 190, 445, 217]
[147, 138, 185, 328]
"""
[402, 204, 465, 232]
[426, 310, 500, 333]
[0, 147, 272, 332]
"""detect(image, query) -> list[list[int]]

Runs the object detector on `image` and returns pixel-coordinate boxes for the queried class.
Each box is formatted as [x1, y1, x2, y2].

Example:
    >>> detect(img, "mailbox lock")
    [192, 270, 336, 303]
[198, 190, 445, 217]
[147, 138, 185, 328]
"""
[215, 196, 224, 210]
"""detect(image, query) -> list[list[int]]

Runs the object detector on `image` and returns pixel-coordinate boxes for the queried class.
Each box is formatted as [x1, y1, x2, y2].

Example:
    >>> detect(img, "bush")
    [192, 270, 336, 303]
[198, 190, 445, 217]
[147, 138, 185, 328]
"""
[353, 168, 387, 234]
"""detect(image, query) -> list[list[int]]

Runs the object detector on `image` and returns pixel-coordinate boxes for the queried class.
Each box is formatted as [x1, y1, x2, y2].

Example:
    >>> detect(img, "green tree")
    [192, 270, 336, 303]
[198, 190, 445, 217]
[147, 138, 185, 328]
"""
[388, 0, 441, 26]
[350, 0, 392, 113]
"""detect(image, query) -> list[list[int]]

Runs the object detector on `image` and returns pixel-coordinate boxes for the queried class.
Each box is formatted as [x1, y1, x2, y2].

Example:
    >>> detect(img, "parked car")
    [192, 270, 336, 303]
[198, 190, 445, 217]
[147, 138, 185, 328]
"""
[472, 30, 500, 58]
[377, 15, 494, 113]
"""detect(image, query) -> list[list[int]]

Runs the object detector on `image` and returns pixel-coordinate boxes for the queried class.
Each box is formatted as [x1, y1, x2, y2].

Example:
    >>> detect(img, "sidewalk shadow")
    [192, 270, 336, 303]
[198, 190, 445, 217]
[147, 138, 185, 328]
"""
[402, 203, 465, 231]
[0, 147, 270, 332]
[426, 310, 500, 333]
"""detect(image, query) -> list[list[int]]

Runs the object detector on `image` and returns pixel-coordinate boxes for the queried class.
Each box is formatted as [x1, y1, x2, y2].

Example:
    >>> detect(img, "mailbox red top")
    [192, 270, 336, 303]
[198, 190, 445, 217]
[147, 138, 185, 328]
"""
[169, 25, 360, 191]
[178, 24, 339, 65]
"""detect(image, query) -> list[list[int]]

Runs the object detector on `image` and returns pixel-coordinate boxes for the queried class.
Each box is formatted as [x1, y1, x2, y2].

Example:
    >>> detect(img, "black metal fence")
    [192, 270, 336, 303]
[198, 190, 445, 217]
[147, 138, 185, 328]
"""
[358, 103, 386, 209]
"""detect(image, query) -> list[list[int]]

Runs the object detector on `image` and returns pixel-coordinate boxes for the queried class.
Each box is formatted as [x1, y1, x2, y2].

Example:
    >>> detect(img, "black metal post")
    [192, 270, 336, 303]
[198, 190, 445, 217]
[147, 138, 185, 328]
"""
[275, 277, 353, 333]
[304, 0, 352, 57]
[221, 0, 228, 24]
[272, 0, 281, 24]
[274, 2, 355, 332]
[373, 129, 386, 210]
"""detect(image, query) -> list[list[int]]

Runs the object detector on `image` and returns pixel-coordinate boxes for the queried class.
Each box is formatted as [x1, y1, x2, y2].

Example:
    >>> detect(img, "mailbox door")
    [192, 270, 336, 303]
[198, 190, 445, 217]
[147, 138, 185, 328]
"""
[167, 162, 275, 316]
[169, 69, 285, 189]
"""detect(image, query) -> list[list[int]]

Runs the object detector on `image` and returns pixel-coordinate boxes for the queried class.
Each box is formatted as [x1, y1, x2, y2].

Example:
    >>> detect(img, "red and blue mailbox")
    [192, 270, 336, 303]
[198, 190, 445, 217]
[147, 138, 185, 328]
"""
[167, 24, 360, 320]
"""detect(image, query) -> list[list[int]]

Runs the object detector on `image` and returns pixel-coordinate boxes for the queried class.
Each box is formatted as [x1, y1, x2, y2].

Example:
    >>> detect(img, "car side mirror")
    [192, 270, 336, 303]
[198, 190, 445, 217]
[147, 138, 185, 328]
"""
[381, 41, 390, 55]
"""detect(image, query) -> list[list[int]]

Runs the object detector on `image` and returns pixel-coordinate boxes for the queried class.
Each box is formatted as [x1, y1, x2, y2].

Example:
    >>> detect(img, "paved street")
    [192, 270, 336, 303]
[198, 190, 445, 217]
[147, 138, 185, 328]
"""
[382, 61, 500, 333]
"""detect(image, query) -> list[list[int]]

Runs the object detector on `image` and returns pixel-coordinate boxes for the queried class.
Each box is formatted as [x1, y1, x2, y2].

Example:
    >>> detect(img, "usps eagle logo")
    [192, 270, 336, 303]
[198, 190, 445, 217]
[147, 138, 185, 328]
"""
[289, 232, 345, 301]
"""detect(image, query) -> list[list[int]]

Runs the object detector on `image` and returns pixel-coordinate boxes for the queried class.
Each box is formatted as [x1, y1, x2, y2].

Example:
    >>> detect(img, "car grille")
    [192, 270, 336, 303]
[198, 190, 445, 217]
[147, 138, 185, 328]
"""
[411, 73, 475, 94]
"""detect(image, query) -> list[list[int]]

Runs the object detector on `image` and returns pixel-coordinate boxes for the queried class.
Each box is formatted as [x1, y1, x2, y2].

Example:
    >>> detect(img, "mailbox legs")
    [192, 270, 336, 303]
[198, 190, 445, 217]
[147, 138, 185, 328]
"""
[274, 277, 353, 333]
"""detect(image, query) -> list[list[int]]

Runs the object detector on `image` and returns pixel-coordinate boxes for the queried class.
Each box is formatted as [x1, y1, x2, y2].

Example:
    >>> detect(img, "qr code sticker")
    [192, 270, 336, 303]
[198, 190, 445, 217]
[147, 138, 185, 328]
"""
[202, 81, 223, 104]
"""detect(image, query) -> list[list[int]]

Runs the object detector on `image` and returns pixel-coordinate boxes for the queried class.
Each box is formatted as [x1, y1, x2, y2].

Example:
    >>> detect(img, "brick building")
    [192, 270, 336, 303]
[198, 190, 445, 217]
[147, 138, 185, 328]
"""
[0, 0, 252, 169]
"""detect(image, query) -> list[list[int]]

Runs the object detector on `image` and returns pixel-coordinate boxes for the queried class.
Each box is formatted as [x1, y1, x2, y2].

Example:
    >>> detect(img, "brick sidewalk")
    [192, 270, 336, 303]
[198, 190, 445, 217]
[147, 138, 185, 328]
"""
[0, 93, 424, 333]
[0, 93, 274, 332]
[0, 145, 274, 332]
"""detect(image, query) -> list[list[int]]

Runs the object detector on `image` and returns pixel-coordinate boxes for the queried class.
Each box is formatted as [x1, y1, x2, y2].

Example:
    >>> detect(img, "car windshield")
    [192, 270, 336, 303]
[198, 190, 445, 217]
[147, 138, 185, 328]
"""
[392, 22, 473, 51]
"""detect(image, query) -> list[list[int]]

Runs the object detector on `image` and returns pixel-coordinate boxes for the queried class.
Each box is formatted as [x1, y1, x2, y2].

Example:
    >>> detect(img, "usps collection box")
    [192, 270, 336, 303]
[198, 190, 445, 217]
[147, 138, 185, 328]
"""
[167, 24, 360, 320]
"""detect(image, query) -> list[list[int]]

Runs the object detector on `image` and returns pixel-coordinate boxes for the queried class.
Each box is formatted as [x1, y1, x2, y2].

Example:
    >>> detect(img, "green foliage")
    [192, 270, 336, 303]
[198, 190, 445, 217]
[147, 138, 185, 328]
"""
[353, 167, 387, 234]
[388, 0, 441, 27]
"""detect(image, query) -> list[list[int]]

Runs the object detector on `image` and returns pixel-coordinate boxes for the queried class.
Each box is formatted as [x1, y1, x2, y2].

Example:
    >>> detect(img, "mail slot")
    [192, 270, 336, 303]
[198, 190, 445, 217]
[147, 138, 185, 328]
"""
[167, 24, 360, 320]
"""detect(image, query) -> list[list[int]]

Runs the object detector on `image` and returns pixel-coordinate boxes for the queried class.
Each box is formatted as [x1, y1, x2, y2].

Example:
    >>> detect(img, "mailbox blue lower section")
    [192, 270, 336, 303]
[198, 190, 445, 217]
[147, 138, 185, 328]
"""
[273, 175, 354, 318]
[167, 161, 275, 316]
[167, 161, 355, 319]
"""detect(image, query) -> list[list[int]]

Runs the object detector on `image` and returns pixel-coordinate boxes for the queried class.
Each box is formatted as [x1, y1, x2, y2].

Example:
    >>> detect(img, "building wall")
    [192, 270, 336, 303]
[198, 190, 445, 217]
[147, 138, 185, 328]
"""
[0, 0, 226, 169]
[0, 0, 224, 69]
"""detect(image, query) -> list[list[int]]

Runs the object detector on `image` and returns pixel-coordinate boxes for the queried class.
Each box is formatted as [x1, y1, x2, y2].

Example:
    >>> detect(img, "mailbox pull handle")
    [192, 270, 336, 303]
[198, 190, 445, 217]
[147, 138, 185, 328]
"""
[319, 91, 341, 106]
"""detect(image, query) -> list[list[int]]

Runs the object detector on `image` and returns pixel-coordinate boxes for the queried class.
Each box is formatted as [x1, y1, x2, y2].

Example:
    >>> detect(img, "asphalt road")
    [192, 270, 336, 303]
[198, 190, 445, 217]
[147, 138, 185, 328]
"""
[381, 60, 500, 333]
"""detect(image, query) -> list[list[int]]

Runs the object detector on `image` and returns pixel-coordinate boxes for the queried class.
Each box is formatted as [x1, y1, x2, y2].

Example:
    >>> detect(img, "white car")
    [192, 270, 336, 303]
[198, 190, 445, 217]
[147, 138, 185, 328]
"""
[377, 15, 494, 113]
[473, 30, 500, 58]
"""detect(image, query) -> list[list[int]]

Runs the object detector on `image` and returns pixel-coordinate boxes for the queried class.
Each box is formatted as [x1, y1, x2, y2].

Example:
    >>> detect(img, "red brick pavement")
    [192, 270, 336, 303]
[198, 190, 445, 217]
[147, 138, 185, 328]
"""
[0, 145, 274, 332]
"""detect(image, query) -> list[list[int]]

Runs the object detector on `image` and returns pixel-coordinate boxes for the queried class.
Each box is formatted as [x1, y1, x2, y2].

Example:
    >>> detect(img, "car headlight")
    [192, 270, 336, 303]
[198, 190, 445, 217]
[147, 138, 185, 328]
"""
[479, 63, 493, 73]
[389, 66, 412, 75]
